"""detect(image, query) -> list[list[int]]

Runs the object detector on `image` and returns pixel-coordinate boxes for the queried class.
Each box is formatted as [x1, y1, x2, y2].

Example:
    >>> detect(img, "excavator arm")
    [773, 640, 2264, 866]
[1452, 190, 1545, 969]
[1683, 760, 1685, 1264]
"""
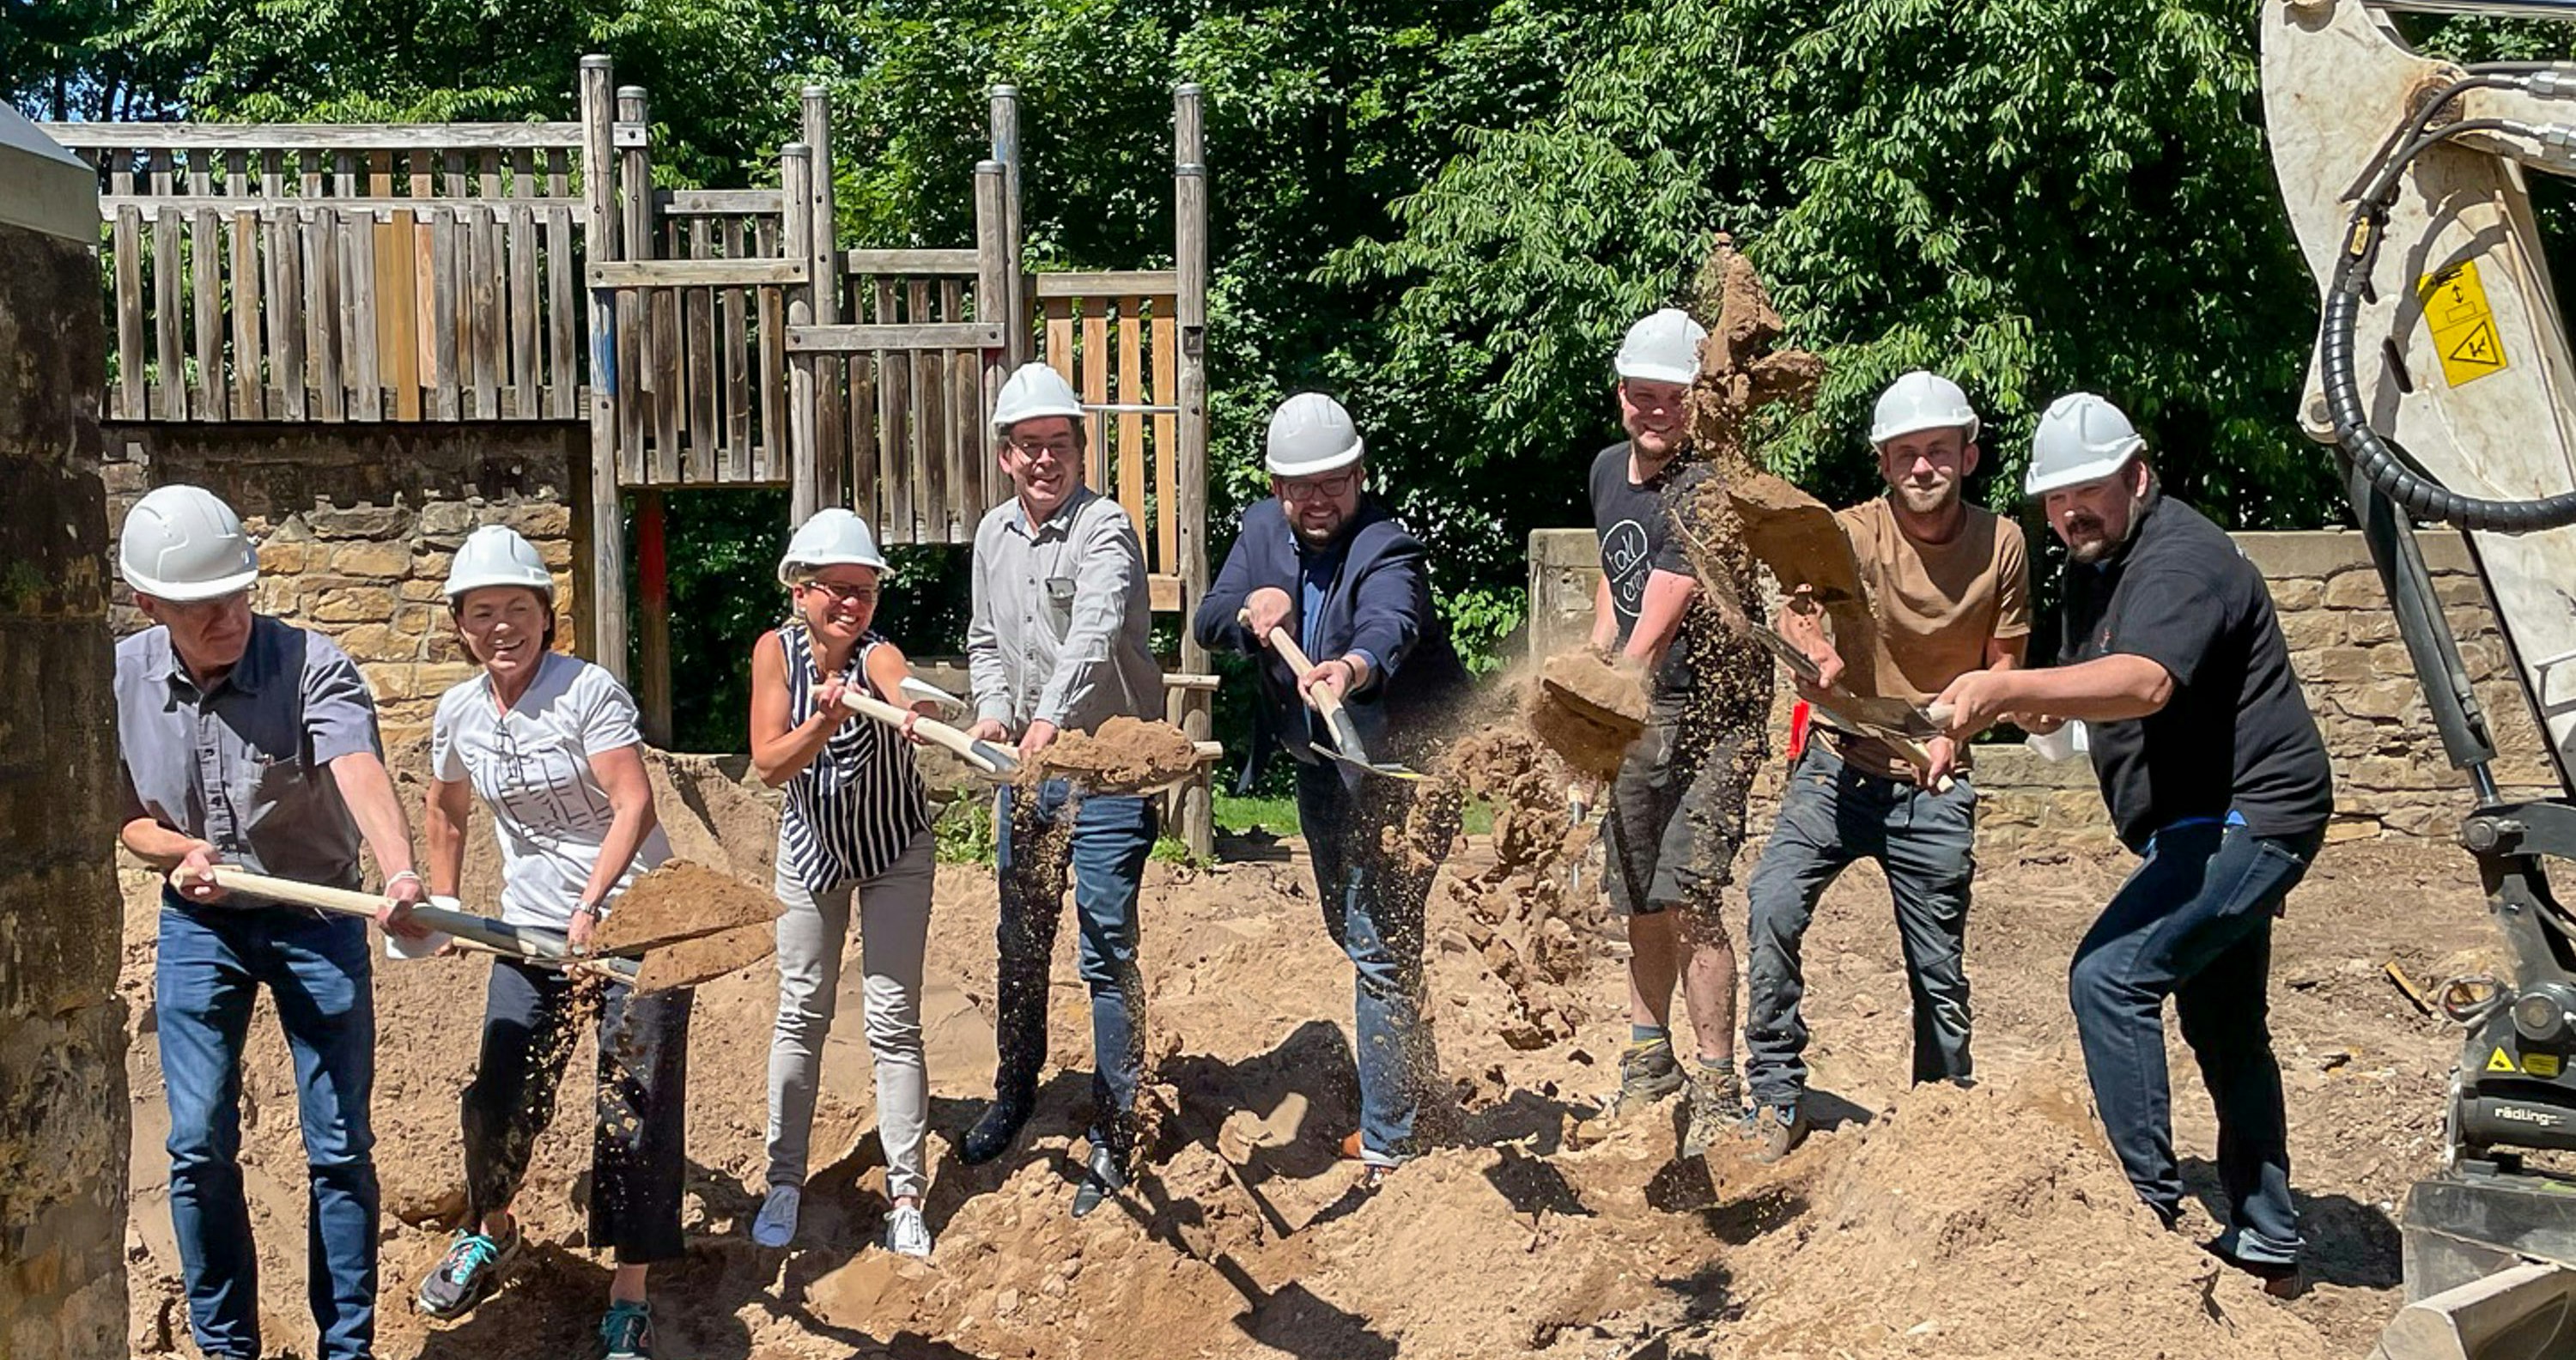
[2265, 3, 2576, 1349]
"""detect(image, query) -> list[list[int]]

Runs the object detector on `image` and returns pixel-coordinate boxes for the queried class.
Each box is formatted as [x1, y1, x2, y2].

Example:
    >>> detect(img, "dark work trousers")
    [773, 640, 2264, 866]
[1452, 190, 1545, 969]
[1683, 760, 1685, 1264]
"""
[993, 780, 1157, 1163]
[2069, 820, 2322, 1268]
[1743, 744, 1978, 1108]
[1601, 694, 1760, 926]
[1295, 757, 1457, 1164]
[459, 956, 694, 1265]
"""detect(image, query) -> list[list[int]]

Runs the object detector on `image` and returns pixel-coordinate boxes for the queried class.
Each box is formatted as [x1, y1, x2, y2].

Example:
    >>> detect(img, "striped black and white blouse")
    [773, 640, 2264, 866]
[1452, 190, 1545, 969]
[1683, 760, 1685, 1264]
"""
[776, 622, 933, 893]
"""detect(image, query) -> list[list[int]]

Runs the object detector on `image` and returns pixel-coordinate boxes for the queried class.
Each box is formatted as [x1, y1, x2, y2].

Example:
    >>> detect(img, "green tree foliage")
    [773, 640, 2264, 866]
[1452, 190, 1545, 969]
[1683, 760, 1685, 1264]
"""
[33, 0, 2576, 701]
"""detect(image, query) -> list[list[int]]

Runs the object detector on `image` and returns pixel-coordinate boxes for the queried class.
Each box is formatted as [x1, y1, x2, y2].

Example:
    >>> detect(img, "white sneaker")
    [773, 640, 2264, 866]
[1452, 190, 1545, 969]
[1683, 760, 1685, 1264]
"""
[750, 1184, 801, 1248]
[884, 1203, 933, 1259]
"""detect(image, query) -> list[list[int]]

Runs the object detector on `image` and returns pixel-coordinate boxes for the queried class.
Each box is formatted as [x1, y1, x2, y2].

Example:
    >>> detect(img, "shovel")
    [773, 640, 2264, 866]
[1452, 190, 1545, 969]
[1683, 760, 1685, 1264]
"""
[1754, 627, 1957, 792]
[841, 688, 1024, 776]
[839, 688, 1223, 795]
[205, 866, 776, 993]
[1241, 611, 1430, 782]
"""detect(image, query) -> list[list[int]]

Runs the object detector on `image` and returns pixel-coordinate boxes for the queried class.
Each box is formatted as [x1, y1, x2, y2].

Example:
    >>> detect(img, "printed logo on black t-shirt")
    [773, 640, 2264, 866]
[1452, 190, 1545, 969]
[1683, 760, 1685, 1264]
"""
[1603, 519, 1650, 616]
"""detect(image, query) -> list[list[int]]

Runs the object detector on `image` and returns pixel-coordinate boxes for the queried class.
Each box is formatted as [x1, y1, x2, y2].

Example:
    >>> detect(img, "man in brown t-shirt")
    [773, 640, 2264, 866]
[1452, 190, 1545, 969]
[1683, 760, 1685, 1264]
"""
[1740, 370, 2030, 1160]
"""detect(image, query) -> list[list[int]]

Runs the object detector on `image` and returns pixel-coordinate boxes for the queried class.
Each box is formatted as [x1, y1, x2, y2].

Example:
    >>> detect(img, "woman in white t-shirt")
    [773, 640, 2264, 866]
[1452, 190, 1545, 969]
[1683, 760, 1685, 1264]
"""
[410, 525, 682, 1360]
[744, 508, 942, 1258]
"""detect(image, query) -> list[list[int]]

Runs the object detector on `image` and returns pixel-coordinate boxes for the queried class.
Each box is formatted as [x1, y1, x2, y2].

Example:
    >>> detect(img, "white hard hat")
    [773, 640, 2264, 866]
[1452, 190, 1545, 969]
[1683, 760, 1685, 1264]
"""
[119, 484, 259, 601]
[1613, 307, 1708, 386]
[1869, 370, 1980, 445]
[444, 525, 553, 599]
[1264, 392, 1365, 477]
[991, 362, 1085, 433]
[777, 507, 888, 585]
[2026, 392, 2147, 495]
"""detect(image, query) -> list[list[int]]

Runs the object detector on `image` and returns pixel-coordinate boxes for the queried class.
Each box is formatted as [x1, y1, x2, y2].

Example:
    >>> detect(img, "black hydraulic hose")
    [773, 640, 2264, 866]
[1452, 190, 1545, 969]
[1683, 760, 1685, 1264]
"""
[2323, 113, 2576, 532]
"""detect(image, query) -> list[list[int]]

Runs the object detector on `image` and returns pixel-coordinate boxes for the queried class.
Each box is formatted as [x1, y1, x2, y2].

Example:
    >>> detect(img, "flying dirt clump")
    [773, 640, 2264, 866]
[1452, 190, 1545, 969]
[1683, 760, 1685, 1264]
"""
[1529, 651, 1647, 783]
[1028, 714, 1204, 792]
[1431, 720, 1595, 1051]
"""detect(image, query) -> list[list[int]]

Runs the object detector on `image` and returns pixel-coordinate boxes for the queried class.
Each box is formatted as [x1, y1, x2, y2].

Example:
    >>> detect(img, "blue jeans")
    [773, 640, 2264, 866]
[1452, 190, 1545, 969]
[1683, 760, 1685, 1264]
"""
[1744, 744, 1977, 1108]
[156, 897, 379, 1360]
[1296, 760, 1452, 1165]
[2069, 821, 2322, 1267]
[994, 781, 1155, 1159]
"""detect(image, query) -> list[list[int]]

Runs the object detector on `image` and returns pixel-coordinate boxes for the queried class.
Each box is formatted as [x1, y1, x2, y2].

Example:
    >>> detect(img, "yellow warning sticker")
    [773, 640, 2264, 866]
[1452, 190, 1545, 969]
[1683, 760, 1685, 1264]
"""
[2489, 1046, 2518, 1073]
[2529, 1053, 2563, 1078]
[2419, 260, 2511, 388]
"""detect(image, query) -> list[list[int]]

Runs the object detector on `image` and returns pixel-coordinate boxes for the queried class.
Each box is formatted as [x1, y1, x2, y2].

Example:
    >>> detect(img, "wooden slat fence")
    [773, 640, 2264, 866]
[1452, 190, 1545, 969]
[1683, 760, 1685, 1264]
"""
[829, 251, 999, 543]
[49, 125, 588, 424]
[1037, 276, 1185, 610]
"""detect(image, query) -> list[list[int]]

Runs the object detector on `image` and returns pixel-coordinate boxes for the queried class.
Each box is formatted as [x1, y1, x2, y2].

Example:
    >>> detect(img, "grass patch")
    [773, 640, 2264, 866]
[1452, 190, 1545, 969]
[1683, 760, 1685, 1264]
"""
[1216, 791, 1500, 838]
[1214, 792, 1300, 836]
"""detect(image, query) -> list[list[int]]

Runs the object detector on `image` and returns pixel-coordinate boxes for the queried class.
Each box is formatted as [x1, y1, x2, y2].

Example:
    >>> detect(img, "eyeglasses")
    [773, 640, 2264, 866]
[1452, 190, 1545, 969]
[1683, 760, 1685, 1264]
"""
[1279, 470, 1359, 501]
[160, 589, 251, 617]
[799, 580, 879, 606]
[1007, 435, 1080, 459]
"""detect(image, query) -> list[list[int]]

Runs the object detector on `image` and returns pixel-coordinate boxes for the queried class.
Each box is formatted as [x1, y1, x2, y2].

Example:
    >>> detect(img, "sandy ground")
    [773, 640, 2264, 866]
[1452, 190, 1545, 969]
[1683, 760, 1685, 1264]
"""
[115, 749, 2488, 1360]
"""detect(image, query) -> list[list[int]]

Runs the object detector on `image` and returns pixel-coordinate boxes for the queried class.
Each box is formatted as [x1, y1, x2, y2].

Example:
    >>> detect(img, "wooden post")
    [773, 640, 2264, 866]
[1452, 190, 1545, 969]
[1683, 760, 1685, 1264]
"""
[989, 86, 1028, 367]
[974, 160, 1008, 513]
[802, 85, 844, 509]
[580, 55, 629, 683]
[635, 489, 674, 746]
[1174, 82, 1213, 859]
[618, 87, 665, 485]
[782, 143, 820, 525]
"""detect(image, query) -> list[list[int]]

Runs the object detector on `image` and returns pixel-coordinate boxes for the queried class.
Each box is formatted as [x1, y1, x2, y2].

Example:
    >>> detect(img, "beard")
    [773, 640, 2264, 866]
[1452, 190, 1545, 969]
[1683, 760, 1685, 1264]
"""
[1893, 478, 1954, 516]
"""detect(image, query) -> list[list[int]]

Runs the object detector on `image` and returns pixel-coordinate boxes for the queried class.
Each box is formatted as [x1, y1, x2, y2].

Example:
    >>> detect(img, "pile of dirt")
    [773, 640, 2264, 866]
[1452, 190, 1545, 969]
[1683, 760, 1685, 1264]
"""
[1715, 1069, 2332, 1359]
[1032, 714, 1205, 792]
[118, 718, 2473, 1359]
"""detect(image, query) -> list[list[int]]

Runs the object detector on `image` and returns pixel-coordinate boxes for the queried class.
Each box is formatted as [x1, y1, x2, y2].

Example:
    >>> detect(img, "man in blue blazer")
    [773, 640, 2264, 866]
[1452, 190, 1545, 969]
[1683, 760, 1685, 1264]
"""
[1194, 392, 1469, 1185]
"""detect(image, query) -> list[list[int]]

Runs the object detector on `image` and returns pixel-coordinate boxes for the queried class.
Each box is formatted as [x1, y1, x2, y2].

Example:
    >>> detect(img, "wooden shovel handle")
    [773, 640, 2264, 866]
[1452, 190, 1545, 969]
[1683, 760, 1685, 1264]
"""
[204, 866, 564, 960]
[1242, 611, 1349, 723]
[839, 688, 1019, 774]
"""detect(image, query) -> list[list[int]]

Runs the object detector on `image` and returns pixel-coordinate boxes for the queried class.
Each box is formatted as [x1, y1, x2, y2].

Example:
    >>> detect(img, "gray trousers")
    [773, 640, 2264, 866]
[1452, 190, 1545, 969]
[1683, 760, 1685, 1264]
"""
[765, 829, 937, 1201]
[1743, 743, 1977, 1108]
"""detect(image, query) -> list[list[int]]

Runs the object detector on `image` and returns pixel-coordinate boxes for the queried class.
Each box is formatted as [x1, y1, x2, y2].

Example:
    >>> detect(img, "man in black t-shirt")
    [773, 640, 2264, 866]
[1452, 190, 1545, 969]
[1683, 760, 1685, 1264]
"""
[1936, 392, 2333, 1295]
[1571, 307, 1773, 1161]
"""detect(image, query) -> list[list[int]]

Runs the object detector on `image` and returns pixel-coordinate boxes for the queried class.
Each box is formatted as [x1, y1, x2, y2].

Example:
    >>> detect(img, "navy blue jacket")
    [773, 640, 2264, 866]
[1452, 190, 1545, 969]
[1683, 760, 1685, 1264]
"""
[1194, 496, 1468, 786]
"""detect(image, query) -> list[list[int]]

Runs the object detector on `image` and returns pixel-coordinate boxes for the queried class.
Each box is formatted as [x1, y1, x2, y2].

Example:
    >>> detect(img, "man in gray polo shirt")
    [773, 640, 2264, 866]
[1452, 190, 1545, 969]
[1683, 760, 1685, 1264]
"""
[960, 362, 1164, 1219]
[112, 484, 428, 1360]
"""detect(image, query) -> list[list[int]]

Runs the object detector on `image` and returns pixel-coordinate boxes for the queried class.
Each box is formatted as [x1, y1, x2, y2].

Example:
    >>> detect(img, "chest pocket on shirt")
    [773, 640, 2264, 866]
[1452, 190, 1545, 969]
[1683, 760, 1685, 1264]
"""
[219, 705, 312, 829]
[1042, 575, 1077, 639]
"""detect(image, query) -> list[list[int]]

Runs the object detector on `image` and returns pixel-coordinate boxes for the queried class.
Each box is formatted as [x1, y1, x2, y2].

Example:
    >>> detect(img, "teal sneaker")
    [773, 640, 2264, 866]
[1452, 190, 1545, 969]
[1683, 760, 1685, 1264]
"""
[414, 1223, 520, 1319]
[600, 1300, 653, 1360]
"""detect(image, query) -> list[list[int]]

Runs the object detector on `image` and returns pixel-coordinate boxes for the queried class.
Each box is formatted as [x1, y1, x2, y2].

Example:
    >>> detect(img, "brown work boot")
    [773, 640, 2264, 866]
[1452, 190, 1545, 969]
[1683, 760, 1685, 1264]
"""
[1744, 1100, 1809, 1164]
[1569, 1039, 1686, 1146]
[1680, 1062, 1746, 1160]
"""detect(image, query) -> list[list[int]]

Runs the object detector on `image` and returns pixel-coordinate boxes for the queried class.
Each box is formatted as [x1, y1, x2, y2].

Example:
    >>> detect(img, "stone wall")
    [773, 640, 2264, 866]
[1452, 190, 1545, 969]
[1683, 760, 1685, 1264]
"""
[1527, 525, 2569, 847]
[0, 221, 129, 1357]
[103, 422, 585, 748]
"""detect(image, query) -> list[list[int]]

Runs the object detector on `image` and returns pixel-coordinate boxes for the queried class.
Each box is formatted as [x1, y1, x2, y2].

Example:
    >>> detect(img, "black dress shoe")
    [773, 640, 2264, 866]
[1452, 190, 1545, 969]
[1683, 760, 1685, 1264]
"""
[1070, 1143, 1129, 1219]
[960, 1096, 1031, 1166]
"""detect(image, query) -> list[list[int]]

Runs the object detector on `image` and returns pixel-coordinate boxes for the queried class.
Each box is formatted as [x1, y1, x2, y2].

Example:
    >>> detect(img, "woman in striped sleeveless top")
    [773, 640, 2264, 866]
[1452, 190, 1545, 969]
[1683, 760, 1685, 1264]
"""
[744, 509, 941, 1259]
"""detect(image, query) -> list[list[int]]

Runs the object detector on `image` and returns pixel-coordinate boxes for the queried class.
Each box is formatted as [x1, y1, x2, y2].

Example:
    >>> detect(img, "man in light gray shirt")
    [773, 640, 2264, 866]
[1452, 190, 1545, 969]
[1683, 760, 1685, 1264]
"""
[960, 362, 1163, 1219]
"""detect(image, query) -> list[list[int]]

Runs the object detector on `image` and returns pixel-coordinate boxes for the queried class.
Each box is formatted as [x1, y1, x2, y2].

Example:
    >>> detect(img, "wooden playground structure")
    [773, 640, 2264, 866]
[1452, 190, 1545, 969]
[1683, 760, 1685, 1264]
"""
[46, 54, 1219, 850]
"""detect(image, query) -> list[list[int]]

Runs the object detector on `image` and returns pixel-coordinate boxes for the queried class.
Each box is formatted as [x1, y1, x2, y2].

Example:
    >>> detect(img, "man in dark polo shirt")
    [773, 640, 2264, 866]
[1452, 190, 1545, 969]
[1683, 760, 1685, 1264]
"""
[112, 484, 428, 1360]
[1935, 393, 2333, 1294]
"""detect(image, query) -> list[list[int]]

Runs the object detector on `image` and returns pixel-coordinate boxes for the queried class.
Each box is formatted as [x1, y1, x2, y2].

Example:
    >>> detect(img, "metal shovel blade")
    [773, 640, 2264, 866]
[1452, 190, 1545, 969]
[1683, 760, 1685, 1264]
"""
[1310, 741, 1431, 783]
